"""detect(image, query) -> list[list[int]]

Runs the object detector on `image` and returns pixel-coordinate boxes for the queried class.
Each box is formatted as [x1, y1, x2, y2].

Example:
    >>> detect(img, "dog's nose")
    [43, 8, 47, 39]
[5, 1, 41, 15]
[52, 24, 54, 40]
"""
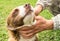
[24, 4, 31, 8]
[25, 4, 30, 6]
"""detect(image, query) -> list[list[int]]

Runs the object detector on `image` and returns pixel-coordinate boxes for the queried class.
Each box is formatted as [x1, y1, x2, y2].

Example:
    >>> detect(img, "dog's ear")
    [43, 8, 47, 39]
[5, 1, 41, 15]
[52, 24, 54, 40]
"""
[7, 8, 19, 26]
[12, 8, 19, 17]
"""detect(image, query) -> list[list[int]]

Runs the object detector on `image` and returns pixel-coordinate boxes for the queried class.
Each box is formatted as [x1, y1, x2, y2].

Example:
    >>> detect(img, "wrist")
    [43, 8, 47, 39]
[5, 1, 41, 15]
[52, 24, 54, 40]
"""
[46, 20, 54, 30]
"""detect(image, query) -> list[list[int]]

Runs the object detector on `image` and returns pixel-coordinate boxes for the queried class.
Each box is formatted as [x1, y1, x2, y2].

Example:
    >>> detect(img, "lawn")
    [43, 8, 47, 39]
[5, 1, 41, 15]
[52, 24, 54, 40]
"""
[0, 0, 60, 41]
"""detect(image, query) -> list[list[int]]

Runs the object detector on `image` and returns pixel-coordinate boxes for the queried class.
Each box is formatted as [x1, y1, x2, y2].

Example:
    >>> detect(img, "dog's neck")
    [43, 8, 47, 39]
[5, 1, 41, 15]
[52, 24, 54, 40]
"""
[23, 12, 35, 26]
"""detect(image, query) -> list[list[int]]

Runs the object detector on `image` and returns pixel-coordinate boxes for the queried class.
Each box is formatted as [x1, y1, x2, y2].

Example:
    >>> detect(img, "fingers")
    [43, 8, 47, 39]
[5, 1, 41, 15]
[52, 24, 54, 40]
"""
[20, 27, 40, 39]
[20, 28, 37, 38]
[20, 28, 41, 39]
[20, 26, 38, 34]
[20, 31, 35, 39]
[20, 29, 33, 34]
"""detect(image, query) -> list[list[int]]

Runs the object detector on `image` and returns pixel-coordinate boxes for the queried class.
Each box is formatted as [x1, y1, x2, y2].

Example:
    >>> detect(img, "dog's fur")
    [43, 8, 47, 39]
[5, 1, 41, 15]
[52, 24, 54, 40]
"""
[7, 4, 38, 41]
[49, 0, 60, 16]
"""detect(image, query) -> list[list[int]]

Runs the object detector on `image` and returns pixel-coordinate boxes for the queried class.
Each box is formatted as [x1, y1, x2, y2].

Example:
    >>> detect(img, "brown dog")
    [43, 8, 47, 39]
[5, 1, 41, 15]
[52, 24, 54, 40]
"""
[7, 4, 38, 41]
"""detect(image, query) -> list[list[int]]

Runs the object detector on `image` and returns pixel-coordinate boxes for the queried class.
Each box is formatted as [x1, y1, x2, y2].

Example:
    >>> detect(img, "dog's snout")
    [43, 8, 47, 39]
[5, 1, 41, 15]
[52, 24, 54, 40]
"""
[24, 4, 31, 8]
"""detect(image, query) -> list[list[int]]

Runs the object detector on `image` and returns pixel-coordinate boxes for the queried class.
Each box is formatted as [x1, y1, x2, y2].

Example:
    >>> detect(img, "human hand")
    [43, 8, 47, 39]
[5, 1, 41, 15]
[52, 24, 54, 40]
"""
[19, 16, 53, 39]
[19, 25, 37, 39]
[35, 16, 53, 30]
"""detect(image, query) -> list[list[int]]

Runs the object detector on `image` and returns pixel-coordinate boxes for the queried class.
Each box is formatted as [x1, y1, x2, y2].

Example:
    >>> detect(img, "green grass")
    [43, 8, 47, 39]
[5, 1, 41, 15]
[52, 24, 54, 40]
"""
[0, 0, 60, 41]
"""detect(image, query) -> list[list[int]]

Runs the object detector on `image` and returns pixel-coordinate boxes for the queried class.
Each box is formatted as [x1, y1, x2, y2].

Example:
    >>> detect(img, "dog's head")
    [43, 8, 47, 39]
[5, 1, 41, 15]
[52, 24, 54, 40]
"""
[7, 4, 34, 30]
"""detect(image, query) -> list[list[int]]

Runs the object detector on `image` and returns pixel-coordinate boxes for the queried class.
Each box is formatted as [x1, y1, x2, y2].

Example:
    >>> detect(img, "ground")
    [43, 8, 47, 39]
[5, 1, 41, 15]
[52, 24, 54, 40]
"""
[0, 0, 60, 41]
